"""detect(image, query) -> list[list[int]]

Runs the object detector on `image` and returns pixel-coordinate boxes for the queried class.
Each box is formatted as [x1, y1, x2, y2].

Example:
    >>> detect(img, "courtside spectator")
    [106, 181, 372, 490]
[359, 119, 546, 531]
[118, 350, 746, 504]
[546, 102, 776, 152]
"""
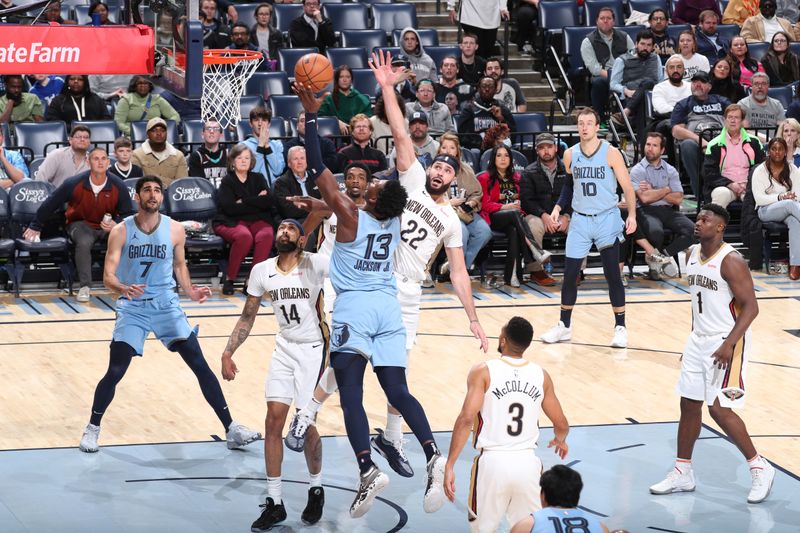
[580, 7, 635, 121]
[273, 145, 321, 222]
[24, 147, 133, 302]
[199, 0, 232, 49]
[649, 9, 677, 63]
[336, 114, 387, 175]
[107, 137, 143, 181]
[762, 31, 800, 86]
[777, 118, 800, 165]
[673, 0, 722, 25]
[239, 106, 285, 188]
[131, 118, 189, 187]
[710, 57, 747, 102]
[0, 75, 44, 128]
[115, 76, 181, 137]
[288, 0, 335, 54]
[405, 79, 453, 136]
[702, 103, 764, 207]
[740, 72, 787, 128]
[213, 144, 279, 295]
[88, 1, 114, 25]
[46, 75, 110, 127]
[36, 125, 91, 187]
[0, 126, 28, 188]
[319, 66, 373, 136]
[188, 119, 228, 188]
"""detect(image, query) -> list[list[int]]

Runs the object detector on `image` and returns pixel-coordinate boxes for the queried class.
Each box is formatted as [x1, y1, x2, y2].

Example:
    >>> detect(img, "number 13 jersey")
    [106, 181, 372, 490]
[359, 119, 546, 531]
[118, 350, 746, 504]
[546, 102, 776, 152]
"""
[474, 357, 545, 452]
[248, 253, 329, 343]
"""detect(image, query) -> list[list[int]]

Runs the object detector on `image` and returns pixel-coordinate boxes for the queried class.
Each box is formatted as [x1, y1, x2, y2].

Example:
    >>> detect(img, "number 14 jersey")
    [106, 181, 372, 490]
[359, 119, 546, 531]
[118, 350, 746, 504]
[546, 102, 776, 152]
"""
[474, 357, 545, 452]
[248, 253, 329, 344]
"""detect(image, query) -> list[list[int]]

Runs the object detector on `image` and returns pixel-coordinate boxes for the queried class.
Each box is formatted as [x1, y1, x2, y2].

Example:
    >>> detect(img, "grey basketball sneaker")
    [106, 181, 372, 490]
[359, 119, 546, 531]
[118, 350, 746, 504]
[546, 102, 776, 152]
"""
[226, 421, 261, 449]
[350, 465, 389, 518]
[79, 423, 101, 453]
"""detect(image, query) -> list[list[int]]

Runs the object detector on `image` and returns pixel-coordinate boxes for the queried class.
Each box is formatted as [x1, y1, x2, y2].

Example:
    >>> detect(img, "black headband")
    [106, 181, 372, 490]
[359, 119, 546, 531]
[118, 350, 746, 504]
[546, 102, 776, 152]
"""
[432, 154, 460, 174]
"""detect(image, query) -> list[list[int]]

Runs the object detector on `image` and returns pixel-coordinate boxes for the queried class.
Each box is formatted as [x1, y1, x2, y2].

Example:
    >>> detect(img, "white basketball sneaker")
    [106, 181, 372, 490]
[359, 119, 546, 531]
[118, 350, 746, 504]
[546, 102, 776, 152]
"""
[611, 325, 628, 348]
[650, 466, 696, 494]
[225, 420, 261, 449]
[350, 465, 389, 518]
[541, 321, 572, 344]
[79, 423, 101, 453]
[748, 459, 776, 504]
[423, 453, 446, 513]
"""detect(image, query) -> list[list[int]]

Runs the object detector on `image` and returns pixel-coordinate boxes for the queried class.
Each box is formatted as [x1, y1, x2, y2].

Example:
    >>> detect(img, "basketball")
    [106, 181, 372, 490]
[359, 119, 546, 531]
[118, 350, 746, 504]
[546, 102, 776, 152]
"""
[294, 53, 334, 92]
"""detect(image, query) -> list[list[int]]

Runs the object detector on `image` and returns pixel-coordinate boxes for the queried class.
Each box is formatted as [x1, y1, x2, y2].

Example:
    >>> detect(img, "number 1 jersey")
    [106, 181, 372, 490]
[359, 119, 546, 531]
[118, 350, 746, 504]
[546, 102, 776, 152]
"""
[474, 357, 545, 452]
[248, 253, 329, 343]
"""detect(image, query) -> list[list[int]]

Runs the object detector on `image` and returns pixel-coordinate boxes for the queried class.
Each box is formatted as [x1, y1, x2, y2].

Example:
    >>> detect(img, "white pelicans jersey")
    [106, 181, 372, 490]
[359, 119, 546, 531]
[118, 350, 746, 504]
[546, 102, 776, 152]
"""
[686, 243, 744, 336]
[474, 357, 545, 452]
[247, 252, 329, 343]
[317, 213, 337, 259]
[394, 159, 462, 281]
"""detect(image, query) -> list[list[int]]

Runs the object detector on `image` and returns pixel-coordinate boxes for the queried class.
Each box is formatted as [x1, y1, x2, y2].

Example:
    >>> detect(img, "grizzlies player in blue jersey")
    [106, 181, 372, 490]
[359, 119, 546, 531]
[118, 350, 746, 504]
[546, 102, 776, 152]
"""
[78, 176, 261, 453]
[541, 107, 638, 348]
[510, 465, 609, 533]
[292, 76, 448, 519]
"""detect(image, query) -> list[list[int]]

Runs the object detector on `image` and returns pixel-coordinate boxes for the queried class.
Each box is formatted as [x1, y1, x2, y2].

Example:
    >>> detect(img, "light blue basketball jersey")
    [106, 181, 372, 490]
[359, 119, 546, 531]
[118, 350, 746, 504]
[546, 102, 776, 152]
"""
[531, 507, 604, 533]
[570, 140, 618, 215]
[330, 209, 400, 296]
[117, 215, 175, 299]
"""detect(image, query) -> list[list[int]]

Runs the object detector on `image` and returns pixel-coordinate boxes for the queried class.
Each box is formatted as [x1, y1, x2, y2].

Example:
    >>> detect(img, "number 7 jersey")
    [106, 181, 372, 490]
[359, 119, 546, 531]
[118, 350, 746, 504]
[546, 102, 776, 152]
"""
[117, 215, 175, 299]
[248, 253, 329, 343]
[474, 357, 545, 452]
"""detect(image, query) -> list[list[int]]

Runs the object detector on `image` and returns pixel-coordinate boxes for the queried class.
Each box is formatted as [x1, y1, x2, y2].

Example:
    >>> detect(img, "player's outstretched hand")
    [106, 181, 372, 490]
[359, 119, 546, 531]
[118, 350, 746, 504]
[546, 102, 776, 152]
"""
[291, 82, 328, 114]
[189, 284, 212, 303]
[122, 284, 146, 300]
[221, 354, 238, 381]
[287, 195, 331, 214]
[624, 214, 637, 235]
[444, 464, 457, 502]
[369, 49, 407, 88]
[471, 321, 489, 353]
[547, 437, 568, 459]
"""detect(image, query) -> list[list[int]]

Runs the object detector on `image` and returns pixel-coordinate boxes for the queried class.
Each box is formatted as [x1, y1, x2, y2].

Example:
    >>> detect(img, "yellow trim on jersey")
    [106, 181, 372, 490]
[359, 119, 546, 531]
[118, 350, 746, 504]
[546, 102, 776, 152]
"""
[275, 251, 305, 276]
[472, 412, 483, 448]
[698, 241, 729, 266]
[723, 330, 745, 391]
[467, 452, 482, 521]
[498, 355, 530, 367]
[315, 291, 330, 377]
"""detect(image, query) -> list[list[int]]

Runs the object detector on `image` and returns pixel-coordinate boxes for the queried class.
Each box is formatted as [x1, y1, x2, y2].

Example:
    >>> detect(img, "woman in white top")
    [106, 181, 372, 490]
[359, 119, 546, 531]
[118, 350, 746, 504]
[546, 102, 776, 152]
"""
[752, 137, 800, 279]
[777, 118, 800, 168]
[678, 30, 711, 81]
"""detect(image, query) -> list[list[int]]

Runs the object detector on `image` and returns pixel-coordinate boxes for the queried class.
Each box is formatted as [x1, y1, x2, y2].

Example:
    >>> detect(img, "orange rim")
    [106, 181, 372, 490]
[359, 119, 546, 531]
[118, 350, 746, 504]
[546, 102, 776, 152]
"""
[203, 49, 263, 65]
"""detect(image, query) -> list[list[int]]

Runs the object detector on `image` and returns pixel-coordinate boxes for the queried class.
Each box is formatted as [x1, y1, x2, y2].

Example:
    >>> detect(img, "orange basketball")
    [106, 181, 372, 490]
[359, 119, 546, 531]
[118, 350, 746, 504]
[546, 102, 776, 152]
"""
[294, 53, 334, 92]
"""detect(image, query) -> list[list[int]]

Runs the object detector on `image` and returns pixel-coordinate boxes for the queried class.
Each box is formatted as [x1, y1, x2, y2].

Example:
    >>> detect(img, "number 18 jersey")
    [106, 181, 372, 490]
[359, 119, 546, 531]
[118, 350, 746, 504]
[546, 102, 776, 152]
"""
[247, 253, 329, 343]
[474, 357, 544, 452]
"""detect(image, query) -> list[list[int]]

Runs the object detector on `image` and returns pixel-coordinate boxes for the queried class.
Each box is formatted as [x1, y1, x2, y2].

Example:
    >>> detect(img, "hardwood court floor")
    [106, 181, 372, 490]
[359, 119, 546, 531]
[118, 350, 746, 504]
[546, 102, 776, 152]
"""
[0, 272, 798, 477]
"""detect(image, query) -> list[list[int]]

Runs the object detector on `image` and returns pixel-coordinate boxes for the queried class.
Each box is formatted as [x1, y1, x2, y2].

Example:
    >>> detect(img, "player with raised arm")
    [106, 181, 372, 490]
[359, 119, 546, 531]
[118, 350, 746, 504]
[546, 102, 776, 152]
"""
[221, 219, 328, 531]
[540, 107, 638, 348]
[285, 50, 489, 480]
[290, 69, 448, 518]
[78, 176, 260, 453]
[443, 317, 569, 533]
[650, 203, 775, 504]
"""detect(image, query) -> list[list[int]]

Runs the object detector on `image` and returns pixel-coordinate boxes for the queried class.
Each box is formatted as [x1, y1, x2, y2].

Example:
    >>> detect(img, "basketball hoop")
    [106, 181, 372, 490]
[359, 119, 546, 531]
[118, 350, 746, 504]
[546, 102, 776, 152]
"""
[201, 49, 263, 130]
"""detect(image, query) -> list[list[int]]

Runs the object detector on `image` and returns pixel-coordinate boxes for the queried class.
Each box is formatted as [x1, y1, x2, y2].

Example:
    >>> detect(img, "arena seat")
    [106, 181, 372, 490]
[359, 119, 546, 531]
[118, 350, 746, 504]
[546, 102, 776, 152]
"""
[1, 122, 12, 147]
[28, 157, 46, 180]
[327, 48, 369, 70]
[245, 71, 291, 99]
[238, 95, 266, 121]
[665, 23, 691, 43]
[130, 120, 178, 146]
[717, 24, 741, 42]
[269, 95, 304, 124]
[628, 0, 669, 16]
[164, 177, 226, 256]
[392, 28, 439, 47]
[278, 47, 319, 72]
[537, 1, 580, 52]
[273, 3, 303, 37]
[8, 180, 72, 296]
[510, 113, 548, 148]
[371, 4, 418, 37]
[289, 116, 340, 138]
[323, 3, 369, 33]
[14, 121, 68, 161]
[768, 85, 794, 111]
[583, 0, 624, 26]
[232, 3, 259, 27]
[350, 68, 378, 100]
[0, 187, 16, 270]
[73, 120, 119, 146]
[747, 42, 769, 63]
[616, 25, 647, 43]
[341, 29, 388, 51]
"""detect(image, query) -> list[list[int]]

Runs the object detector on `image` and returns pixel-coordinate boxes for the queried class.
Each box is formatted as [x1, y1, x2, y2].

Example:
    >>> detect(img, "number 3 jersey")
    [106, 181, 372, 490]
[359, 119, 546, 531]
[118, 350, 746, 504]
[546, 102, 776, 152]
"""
[474, 357, 545, 452]
[395, 160, 462, 282]
[117, 215, 175, 299]
[686, 242, 743, 336]
[248, 253, 329, 344]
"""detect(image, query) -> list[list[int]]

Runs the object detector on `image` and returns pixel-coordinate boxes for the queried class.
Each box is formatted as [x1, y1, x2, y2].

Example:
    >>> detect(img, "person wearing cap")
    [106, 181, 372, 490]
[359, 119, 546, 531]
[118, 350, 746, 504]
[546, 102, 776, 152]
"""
[405, 79, 454, 136]
[388, 111, 440, 169]
[336, 114, 388, 176]
[671, 70, 731, 197]
[520, 132, 569, 286]
[114, 76, 181, 137]
[24, 147, 134, 302]
[213, 143, 280, 295]
[221, 217, 329, 530]
[131, 117, 189, 187]
[35, 124, 91, 188]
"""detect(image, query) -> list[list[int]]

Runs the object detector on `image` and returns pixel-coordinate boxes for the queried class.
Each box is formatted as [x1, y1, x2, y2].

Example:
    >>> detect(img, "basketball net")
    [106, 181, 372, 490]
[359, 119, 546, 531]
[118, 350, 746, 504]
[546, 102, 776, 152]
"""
[201, 50, 263, 130]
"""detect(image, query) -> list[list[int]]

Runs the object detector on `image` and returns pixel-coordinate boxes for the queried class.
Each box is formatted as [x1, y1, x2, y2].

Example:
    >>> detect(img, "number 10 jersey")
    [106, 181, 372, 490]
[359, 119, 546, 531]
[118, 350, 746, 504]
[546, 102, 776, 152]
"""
[474, 357, 545, 452]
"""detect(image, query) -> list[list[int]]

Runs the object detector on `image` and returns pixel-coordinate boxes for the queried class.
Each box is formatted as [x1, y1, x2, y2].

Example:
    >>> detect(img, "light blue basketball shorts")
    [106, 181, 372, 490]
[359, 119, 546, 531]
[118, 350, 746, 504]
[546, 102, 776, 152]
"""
[112, 292, 195, 355]
[565, 207, 625, 258]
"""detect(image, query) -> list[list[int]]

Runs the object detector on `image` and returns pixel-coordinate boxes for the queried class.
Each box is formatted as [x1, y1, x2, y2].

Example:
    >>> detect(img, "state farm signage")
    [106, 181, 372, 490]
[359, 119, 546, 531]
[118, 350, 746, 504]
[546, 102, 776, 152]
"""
[0, 24, 155, 75]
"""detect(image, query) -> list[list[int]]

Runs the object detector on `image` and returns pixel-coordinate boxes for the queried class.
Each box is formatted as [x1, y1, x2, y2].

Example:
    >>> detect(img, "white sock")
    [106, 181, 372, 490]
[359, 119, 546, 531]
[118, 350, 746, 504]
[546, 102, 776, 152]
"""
[748, 455, 765, 469]
[384, 413, 404, 442]
[309, 471, 322, 488]
[675, 458, 692, 474]
[267, 476, 282, 504]
[304, 398, 323, 417]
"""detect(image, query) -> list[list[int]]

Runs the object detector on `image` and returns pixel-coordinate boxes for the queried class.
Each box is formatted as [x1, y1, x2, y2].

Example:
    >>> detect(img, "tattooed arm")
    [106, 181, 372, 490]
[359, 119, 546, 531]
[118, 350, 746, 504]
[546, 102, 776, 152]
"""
[221, 295, 262, 381]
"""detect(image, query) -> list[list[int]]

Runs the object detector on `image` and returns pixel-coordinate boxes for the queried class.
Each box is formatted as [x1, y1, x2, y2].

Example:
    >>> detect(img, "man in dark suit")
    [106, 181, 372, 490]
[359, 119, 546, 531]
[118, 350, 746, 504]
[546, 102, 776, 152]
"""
[283, 110, 339, 173]
[288, 0, 336, 53]
[273, 145, 322, 250]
